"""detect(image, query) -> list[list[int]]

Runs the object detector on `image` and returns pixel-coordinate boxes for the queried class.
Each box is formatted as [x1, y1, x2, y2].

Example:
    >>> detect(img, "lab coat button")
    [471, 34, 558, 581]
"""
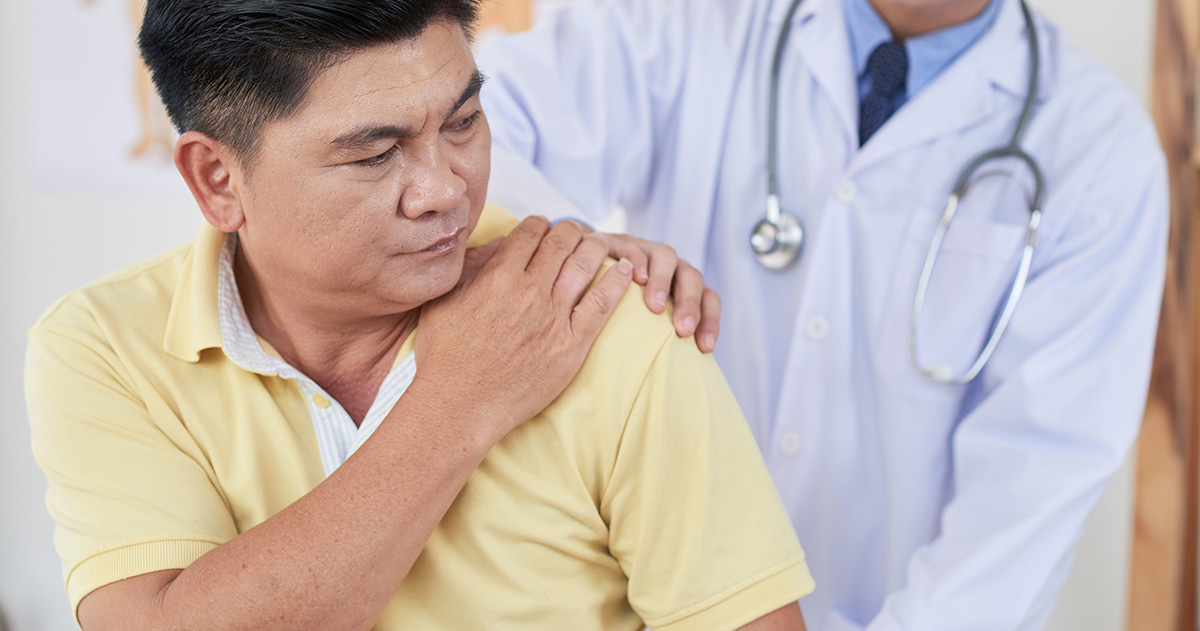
[805, 316, 831, 341]
[780, 432, 803, 456]
[835, 180, 857, 203]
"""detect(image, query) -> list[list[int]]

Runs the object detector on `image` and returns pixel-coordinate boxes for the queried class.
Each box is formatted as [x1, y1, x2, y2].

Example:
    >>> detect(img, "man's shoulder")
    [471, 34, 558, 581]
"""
[29, 242, 194, 348]
[546, 265, 700, 430]
[474, 203, 700, 402]
[590, 262, 681, 372]
[476, 203, 680, 365]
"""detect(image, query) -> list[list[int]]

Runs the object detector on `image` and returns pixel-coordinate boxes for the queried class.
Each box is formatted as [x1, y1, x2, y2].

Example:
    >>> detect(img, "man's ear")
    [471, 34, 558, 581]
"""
[174, 131, 247, 233]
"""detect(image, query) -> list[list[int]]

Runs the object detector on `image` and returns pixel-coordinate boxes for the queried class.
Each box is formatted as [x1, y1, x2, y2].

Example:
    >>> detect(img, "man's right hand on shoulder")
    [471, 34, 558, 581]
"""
[412, 216, 634, 446]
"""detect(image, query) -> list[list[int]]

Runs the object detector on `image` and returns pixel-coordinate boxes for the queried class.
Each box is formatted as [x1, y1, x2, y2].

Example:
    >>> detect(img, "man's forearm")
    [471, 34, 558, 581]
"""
[737, 603, 806, 631]
[80, 383, 494, 631]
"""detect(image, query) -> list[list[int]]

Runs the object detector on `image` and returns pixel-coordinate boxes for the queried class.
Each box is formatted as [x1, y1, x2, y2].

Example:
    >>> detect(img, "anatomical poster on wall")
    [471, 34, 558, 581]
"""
[29, 0, 184, 193]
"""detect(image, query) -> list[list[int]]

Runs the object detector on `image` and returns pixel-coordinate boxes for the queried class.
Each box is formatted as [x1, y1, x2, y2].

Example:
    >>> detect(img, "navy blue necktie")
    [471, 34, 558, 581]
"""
[859, 41, 908, 146]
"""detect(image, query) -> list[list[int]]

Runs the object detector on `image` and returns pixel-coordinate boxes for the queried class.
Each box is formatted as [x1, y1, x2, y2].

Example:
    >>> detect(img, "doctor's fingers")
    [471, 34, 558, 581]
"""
[641, 241, 681, 316]
[596, 233, 652, 286]
[695, 288, 721, 354]
[670, 262, 706, 340]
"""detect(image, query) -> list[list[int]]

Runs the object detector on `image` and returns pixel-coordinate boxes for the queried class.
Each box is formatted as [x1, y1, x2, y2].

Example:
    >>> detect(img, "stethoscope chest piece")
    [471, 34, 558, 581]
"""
[750, 210, 803, 270]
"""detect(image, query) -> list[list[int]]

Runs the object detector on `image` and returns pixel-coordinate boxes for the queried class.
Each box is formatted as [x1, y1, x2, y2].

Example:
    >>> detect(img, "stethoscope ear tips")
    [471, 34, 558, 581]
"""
[750, 213, 803, 270]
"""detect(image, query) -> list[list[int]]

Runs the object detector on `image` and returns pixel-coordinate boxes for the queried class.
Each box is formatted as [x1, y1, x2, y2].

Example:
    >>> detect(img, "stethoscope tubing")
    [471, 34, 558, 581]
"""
[766, 0, 808, 225]
[754, 0, 1046, 384]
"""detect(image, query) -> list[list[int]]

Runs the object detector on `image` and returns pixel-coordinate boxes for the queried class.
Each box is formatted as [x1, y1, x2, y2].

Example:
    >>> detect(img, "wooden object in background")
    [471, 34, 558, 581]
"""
[1131, 0, 1200, 630]
[479, 0, 535, 34]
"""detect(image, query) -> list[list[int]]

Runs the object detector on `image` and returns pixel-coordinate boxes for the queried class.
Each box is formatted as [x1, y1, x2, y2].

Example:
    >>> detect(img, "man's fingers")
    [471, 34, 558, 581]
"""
[552, 234, 610, 310]
[560, 219, 594, 235]
[671, 262, 703, 337]
[570, 258, 634, 342]
[643, 244, 678, 315]
[526, 220, 585, 281]
[488, 216, 553, 272]
[598, 233, 650, 284]
[695, 287, 722, 353]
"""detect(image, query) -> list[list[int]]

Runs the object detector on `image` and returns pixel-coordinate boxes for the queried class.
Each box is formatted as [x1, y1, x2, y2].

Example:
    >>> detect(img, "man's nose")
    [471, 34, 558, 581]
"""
[399, 146, 468, 219]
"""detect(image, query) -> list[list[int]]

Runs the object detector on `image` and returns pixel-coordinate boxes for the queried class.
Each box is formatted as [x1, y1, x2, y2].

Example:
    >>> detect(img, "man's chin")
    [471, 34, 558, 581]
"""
[428, 270, 464, 302]
[419, 253, 469, 303]
[366, 251, 466, 312]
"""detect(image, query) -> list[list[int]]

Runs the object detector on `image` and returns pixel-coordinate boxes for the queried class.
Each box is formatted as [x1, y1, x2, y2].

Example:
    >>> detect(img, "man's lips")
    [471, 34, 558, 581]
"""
[411, 227, 466, 255]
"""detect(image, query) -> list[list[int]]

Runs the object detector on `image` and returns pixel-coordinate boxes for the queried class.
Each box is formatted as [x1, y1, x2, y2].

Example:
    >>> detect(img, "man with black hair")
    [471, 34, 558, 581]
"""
[25, 1, 813, 630]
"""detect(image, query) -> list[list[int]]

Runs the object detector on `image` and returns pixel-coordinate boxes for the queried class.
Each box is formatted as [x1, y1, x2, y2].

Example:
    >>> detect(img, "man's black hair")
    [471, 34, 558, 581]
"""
[138, 0, 481, 164]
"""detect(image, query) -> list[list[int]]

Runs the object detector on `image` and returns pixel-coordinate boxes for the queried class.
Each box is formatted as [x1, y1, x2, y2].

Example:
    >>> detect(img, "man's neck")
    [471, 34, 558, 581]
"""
[869, 0, 993, 40]
[233, 248, 418, 425]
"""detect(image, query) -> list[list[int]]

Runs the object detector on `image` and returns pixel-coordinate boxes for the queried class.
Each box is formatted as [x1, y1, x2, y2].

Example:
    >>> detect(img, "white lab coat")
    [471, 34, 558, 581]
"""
[478, 0, 1168, 628]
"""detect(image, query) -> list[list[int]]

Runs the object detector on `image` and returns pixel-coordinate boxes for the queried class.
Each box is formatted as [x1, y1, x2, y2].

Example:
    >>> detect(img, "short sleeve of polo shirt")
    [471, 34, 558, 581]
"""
[601, 332, 815, 631]
[25, 299, 237, 613]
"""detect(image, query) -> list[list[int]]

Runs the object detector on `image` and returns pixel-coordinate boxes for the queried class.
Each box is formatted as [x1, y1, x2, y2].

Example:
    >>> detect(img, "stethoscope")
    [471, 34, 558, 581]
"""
[749, 0, 1045, 384]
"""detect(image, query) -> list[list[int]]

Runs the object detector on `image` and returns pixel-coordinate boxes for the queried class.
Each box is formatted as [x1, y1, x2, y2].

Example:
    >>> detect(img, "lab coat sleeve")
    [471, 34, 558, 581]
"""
[866, 111, 1169, 629]
[478, 0, 689, 223]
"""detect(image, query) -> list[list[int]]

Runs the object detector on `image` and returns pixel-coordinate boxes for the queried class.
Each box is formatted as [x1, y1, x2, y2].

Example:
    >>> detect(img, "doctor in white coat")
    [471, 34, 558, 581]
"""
[477, 0, 1168, 629]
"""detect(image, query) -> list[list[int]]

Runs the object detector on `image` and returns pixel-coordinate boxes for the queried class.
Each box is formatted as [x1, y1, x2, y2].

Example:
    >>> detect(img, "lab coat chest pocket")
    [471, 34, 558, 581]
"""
[873, 198, 1028, 400]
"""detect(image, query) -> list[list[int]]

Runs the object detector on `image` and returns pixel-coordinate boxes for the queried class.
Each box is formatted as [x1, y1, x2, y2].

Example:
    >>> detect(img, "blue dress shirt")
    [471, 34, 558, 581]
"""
[846, 0, 1003, 108]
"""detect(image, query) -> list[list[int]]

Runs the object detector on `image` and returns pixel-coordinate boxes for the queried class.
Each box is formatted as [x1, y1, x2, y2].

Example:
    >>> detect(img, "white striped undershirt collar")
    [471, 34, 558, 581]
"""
[215, 233, 417, 477]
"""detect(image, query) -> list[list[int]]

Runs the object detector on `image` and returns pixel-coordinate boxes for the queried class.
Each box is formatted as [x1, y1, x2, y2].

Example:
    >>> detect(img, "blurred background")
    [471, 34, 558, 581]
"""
[0, 0, 1167, 629]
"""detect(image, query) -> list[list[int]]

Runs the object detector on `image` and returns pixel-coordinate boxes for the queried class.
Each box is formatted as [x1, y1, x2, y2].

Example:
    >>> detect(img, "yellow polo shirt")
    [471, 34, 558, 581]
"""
[26, 205, 814, 630]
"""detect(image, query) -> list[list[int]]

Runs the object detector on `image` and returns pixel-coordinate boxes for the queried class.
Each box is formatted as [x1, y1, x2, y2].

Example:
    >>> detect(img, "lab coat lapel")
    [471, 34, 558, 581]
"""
[983, 0, 1056, 102]
[788, 0, 859, 149]
[848, 0, 1046, 176]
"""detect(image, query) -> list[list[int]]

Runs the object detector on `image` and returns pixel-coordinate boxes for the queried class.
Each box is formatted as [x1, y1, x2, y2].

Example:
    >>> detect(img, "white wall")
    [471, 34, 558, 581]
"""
[0, 2, 198, 630]
[0, 1, 1158, 630]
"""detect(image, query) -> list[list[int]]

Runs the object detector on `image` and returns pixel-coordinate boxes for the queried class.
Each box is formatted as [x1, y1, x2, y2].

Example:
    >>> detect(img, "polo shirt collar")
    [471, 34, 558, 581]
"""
[163, 223, 227, 363]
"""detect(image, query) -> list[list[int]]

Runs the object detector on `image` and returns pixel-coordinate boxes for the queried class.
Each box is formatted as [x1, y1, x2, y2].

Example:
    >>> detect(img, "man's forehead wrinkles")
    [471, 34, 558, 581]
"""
[432, 56, 455, 77]
[346, 56, 457, 101]
[282, 22, 478, 152]
[352, 83, 418, 101]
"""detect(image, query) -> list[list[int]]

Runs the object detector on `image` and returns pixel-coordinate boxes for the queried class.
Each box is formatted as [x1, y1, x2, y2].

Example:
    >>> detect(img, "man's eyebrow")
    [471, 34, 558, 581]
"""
[448, 70, 487, 117]
[329, 124, 415, 150]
